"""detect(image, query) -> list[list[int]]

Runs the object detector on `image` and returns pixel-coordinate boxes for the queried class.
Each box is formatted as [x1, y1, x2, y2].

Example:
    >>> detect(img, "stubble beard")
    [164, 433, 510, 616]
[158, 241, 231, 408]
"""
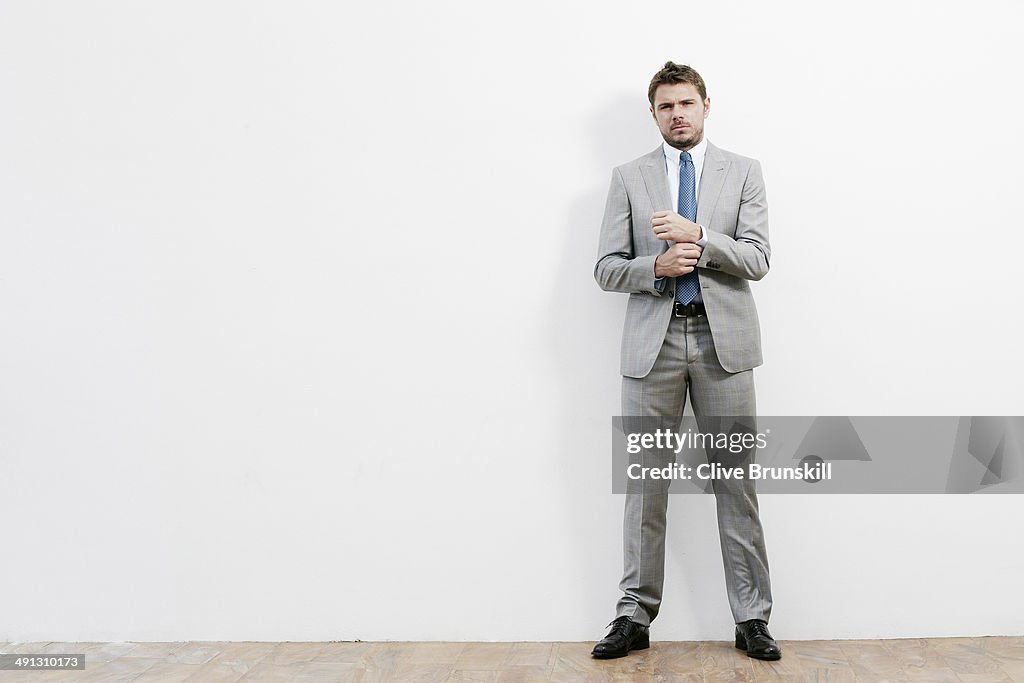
[662, 123, 704, 152]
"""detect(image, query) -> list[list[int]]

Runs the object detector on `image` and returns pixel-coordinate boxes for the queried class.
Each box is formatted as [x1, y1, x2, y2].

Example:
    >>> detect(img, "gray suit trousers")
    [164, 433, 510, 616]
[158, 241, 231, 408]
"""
[616, 313, 773, 627]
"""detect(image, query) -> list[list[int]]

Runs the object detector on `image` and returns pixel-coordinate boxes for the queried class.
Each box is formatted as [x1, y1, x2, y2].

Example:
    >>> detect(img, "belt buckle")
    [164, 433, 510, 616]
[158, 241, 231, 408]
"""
[674, 302, 701, 318]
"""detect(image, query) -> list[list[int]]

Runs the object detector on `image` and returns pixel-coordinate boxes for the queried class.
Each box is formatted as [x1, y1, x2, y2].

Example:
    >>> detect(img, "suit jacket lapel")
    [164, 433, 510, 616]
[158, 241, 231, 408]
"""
[639, 141, 730, 246]
[697, 141, 729, 230]
[638, 146, 671, 252]
[639, 146, 671, 213]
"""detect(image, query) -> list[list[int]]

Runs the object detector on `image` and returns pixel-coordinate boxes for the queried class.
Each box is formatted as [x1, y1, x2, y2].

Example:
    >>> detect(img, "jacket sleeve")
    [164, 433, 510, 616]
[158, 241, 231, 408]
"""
[594, 167, 664, 295]
[697, 159, 771, 281]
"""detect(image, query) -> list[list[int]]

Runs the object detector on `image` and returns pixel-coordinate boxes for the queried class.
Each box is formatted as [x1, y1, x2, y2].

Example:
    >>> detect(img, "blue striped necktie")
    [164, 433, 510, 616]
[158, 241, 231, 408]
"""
[674, 150, 699, 304]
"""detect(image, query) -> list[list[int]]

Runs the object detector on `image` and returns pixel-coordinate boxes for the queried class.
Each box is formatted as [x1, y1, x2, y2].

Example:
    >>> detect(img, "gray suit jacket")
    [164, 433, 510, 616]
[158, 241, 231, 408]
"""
[595, 141, 771, 378]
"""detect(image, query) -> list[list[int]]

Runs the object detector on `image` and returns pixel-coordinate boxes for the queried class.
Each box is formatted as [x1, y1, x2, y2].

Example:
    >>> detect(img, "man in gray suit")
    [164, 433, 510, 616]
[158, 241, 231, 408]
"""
[591, 62, 781, 661]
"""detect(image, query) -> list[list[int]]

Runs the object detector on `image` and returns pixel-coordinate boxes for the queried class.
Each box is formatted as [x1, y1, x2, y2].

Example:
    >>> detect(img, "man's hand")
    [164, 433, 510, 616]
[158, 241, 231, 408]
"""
[655, 243, 703, 277]
[652, 211, 701, 244]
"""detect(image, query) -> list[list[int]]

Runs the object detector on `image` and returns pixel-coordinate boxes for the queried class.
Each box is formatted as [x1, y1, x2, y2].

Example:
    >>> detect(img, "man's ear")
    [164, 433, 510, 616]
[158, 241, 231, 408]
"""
[703, 98, 711, 119]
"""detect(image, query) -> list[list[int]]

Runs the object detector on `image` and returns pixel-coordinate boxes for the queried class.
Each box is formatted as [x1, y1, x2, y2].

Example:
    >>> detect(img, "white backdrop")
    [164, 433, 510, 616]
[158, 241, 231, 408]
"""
[2, 1, 1023, 642]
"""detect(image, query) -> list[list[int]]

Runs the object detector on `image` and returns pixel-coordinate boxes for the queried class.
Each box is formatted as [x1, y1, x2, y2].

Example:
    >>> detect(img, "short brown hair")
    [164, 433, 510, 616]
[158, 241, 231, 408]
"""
[648, 61, 707, 105]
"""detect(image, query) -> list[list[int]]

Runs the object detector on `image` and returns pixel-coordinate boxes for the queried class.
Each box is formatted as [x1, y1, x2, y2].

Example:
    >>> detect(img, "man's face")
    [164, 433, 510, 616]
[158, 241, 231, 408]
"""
[650, 82, 710, 151]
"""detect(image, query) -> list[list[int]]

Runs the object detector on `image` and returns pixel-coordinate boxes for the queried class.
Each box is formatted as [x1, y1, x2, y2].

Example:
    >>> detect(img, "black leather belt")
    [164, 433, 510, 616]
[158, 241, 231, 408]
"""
[674, 301, 706, 317]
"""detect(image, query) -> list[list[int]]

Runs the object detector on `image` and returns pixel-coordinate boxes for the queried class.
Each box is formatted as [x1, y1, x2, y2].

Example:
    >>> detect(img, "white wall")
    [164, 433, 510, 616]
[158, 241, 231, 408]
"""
[2, 0, 1023, 642]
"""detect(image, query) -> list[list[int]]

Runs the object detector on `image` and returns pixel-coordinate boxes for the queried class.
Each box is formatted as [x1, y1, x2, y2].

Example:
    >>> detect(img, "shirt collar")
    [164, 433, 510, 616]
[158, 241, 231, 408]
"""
[663, 135, 708, 169]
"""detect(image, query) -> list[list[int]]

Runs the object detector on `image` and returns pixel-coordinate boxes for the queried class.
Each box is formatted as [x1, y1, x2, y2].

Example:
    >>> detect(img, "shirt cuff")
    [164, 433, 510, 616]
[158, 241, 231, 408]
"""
[696, 224, 708, 247]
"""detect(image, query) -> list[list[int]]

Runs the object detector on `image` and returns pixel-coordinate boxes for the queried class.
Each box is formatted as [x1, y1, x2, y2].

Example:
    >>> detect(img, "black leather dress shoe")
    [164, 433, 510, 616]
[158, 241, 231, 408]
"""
[591, 616, 650, 659]
[735, 619, 782, 660]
